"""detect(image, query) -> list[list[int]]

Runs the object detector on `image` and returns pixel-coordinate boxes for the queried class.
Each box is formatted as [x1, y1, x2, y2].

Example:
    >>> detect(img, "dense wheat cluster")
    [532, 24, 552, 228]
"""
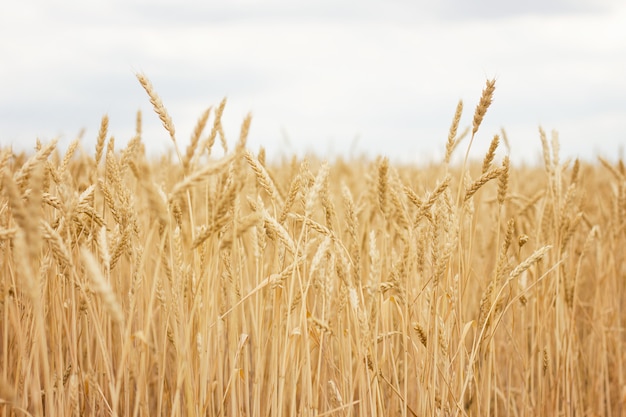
[1, 77, 625, 416]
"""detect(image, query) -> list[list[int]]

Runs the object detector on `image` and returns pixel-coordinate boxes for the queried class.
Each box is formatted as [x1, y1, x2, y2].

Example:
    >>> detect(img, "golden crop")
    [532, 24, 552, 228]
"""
[1, 76, 624, 416]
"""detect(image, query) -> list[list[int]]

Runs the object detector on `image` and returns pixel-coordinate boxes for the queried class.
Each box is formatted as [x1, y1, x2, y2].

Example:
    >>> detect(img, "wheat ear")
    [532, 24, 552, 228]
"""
[481, 135, 499, 174]
[244, 149, 284, 206]
[136, 73, 183, 164]
[509, 245, 552, 280]
[464, 166, 505, 202]
[444, 100, 463, 164]
[184, 107, 212, 171]
[168, 152, 236, 202]
[377, 157, 389, 216]
[497, 156, 510, 205]
[456, 79, 496, 205]
[472, 79, 496, 136]
[14, 139, 57, 191]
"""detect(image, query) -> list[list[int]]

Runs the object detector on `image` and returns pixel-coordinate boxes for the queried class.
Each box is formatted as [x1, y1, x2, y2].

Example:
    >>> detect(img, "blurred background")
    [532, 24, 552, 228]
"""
[1, 0, 625, 164]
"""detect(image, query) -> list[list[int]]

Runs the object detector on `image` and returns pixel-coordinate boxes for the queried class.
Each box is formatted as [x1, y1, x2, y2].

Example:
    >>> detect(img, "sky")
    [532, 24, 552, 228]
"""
[1, 0, 625, 165]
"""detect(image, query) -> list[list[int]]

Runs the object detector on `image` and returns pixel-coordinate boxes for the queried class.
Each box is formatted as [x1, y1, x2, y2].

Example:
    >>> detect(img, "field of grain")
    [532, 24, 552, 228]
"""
[1, 77, 624, 416]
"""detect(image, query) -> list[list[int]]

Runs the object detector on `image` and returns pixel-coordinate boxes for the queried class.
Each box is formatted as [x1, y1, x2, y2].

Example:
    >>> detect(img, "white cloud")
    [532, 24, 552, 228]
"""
[1, 1, 625, 164]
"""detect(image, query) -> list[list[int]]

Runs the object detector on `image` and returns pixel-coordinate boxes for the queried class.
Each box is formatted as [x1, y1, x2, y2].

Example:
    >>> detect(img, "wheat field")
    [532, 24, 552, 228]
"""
[0, 76, 624, 416]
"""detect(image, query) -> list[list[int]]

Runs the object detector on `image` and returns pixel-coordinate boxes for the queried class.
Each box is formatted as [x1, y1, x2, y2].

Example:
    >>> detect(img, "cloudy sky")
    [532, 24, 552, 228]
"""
[1, 0, 625, 164]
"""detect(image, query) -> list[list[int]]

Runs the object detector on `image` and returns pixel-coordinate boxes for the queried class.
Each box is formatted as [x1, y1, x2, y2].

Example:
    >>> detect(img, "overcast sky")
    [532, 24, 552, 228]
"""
[1, 0, 625, 164]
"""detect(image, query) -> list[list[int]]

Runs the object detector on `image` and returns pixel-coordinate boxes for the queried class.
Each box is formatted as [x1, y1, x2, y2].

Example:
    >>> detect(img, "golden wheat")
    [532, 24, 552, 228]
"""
[0, 75, 624, 417]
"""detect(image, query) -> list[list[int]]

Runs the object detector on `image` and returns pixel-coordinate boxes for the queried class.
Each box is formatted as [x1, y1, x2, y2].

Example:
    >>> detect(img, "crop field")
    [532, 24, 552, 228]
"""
[1, 76, 625, 416]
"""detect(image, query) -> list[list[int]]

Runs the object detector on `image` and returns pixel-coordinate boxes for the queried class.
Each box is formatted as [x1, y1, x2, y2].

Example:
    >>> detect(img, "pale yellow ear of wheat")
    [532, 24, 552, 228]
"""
[444, 100, 464, 164]
[136, 73, 183, 164]
[472, 79, 496, 134]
